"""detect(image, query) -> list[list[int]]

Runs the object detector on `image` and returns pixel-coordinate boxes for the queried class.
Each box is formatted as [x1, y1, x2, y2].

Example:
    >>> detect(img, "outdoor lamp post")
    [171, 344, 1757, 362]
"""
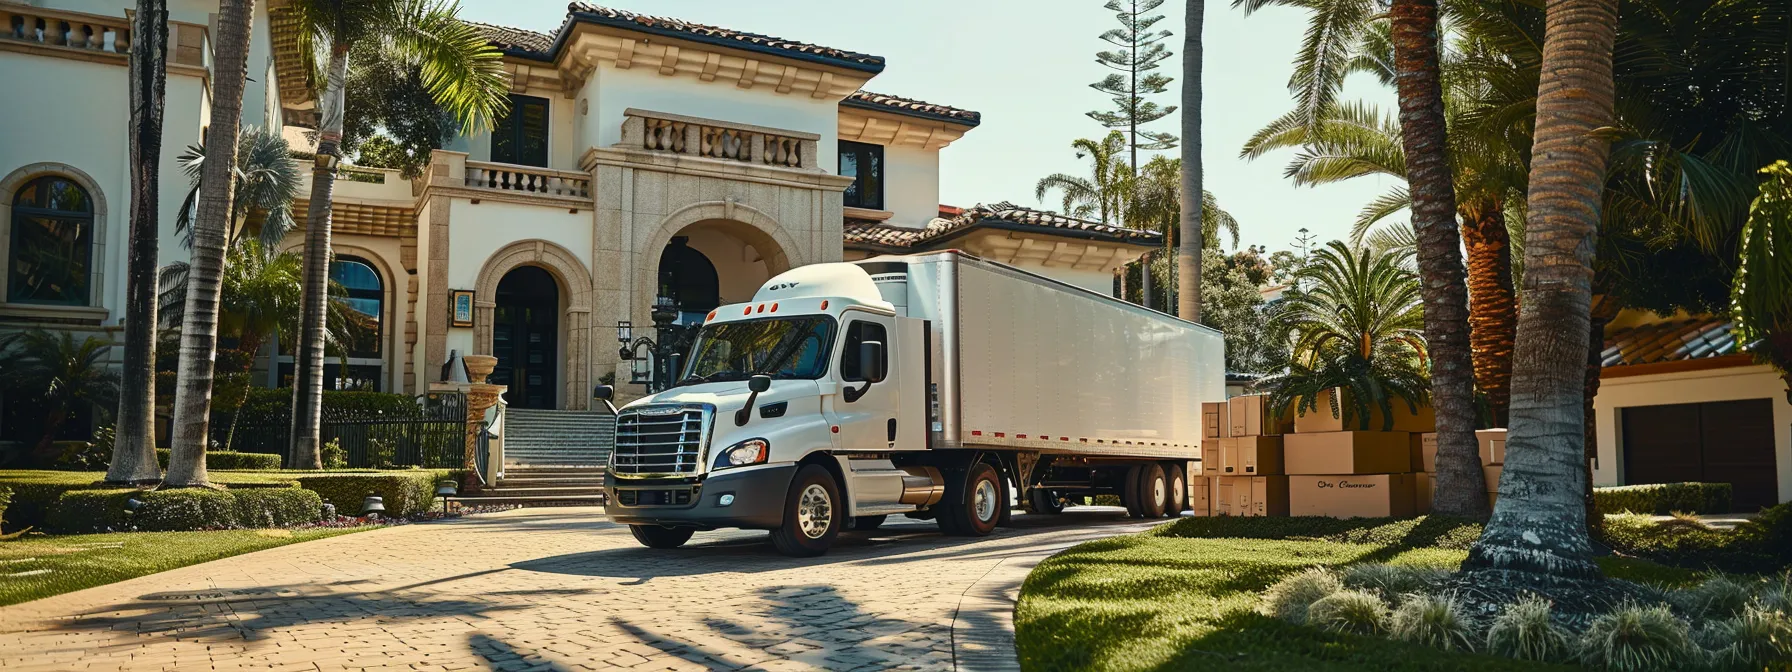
[616, 295, 698, 393]
[435, 481, 458, 515]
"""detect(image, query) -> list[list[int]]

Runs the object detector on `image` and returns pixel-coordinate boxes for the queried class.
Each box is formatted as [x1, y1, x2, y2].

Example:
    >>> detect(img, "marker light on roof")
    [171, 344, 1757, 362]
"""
[743, 306, 752, 315]
[770, 302, 778, 312]
[819, 300, 829, 310]
[707, 310, 716, 321]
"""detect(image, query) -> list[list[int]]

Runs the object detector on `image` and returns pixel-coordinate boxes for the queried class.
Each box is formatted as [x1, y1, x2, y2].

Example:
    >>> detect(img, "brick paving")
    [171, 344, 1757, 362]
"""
[0, 507, 1153, 671]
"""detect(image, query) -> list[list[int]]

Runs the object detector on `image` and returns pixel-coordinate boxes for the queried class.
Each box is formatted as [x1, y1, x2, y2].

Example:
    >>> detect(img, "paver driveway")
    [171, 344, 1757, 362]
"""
[0, 507, 1155, 671]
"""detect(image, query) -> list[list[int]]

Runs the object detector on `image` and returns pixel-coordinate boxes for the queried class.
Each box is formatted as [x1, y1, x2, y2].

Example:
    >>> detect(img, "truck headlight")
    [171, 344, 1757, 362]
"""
[715, 438, 769, 470]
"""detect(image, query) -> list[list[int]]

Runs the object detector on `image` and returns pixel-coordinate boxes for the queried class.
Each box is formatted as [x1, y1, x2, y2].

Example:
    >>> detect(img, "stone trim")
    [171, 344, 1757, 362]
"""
[0, 162, 111, 319]
[473, 239, 595, 410]
[580, 146, 856, 192]
[622, 108, 823, 141]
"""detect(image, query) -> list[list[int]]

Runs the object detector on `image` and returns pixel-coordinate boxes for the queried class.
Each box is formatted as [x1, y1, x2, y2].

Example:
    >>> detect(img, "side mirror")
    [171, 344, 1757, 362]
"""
[858, 341, 886, 383]
[748, 374, 772, 393]
[592, 385, 614, 401]
[736, 375, 773, 427]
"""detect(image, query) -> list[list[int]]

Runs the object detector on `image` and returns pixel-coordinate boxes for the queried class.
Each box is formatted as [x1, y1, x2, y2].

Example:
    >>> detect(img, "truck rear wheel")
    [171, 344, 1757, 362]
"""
[1121, 465, 1145, 518]
[1165, 463, 1188, 516]
[1137, 463, 1169, 518]
[938, 462, 1002, 536]
[769, 465, 842, 557]
[629, 525, 695, 549]
[1028, 487, 1066, 514]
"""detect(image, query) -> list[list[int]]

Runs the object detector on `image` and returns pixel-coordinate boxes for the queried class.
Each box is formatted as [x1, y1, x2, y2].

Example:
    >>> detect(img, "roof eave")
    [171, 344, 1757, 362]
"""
[542, 9, 886, 75]
[925, 219, 1161, 247]
[840, 97, 980, 128]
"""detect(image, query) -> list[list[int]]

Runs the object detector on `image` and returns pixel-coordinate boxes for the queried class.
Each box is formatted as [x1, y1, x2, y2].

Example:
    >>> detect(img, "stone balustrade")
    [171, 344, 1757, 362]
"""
[0, 6, 208, 68]
[622, 108, 820, 171]
[463, 160, 592, 199]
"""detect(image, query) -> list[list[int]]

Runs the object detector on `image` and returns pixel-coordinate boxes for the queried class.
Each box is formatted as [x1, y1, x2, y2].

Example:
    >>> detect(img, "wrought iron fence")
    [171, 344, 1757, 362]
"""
[227, 392, 470, 469]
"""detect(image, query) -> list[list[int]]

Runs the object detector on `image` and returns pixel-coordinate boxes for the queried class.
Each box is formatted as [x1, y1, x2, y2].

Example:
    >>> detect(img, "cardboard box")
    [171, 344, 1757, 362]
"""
[1290, 473, 1417, 518]
[1477, 429, 1507, 464]
[1188, 477, 1213, 516]
[1415, 433, 1433, 471]
[1217, 476, 1289, 517]
[1292, 388, 1437, 434]
[1483, 464, 1502, 493]
[1220, 436, 1284, 475]
[1199, 439, 1221, 476]
[1203, 401, 1230, 440]
[1414, 472, 1433, 514]
[1283, 431, 1412, 475]
[1228, 394, 1292, 437]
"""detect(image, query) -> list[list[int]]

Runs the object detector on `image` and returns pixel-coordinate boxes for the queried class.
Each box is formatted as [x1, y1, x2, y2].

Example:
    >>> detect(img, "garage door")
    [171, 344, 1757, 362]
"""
[1621, 399, 1779, 511]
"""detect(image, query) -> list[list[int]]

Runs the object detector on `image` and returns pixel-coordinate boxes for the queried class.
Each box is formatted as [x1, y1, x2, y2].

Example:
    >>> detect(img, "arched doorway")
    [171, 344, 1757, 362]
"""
[658, 236, 719, 325]
[653, 220, 784, 318]
[492, 266, 559, 409]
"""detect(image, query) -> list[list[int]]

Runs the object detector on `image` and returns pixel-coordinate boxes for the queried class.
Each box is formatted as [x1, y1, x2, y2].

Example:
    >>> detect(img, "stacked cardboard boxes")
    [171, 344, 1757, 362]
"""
[1415, 429, 1506, 512]
[1284, 389, 1433, 518]
[1213, 395, 1290, 516]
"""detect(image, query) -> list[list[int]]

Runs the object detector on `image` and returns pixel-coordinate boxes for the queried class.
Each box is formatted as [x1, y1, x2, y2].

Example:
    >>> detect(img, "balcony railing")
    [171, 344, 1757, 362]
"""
[622, 109, 820, 171]
[463, 161, 591, 199]
[1, 6, 208, 68]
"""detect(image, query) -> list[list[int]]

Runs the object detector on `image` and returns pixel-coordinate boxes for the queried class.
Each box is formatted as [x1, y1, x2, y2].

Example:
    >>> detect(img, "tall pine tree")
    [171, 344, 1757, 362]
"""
[1088, 0, 1179, 177]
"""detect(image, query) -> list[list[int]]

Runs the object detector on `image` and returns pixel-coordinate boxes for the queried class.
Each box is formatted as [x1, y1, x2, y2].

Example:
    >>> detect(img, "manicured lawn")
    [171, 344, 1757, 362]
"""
[1013, 516, 1702, 672]
[0, 527, 371, 607]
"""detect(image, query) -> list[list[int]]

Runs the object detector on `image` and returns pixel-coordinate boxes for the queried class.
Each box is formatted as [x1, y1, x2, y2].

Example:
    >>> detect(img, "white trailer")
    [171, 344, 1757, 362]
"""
[599, 251, 1225, 556]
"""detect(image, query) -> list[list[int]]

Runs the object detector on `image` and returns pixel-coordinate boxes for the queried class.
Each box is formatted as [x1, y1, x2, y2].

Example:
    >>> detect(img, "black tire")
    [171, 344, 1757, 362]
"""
[1137, 463, 1168, 518]
[1029, 487, 1066, 514]
[1121, 465, 1145, 518]
[629, 525, 694, 549]
[939, 462, 1003, 537]
[1165, 463, 1188, 516]
[850, 515, 888, 531]
[770, 465, 842, 557]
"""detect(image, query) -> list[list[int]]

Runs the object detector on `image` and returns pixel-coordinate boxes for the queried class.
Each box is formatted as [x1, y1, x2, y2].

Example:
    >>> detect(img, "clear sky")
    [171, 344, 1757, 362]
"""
[458, 0, 1399, 254]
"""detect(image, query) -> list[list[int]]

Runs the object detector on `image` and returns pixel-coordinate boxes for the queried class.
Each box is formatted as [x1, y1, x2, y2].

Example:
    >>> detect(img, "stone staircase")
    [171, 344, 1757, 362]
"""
[454, 408, 614, 507]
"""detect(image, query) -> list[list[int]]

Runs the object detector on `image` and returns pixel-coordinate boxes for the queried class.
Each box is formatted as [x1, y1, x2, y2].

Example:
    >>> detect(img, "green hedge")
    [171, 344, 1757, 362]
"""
[0, 486, 12, 531]
[1593, 482, 1732, 515]
[1, 474, 112, 533]
[154, 450, 284, 471]
[45, 489, 138, 533]
[1599, 502, 1792, 574]
[295, 470, 455, 518]
[47, 487, 327, 533]
[234, 488, 325, 527]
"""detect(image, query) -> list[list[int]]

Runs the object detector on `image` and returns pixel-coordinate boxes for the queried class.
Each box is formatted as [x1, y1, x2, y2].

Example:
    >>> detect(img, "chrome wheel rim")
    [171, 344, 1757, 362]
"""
[973, 478, 999, 522]
[796, 484, 832, 539]
[1153, 476, 1166, 506]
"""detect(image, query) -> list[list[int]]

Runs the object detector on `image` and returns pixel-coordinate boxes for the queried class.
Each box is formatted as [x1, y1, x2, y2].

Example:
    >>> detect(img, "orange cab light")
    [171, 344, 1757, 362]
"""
[756, 304, 766, 313]
[743, 306, 752, 315]
[819, 300, 829, 310]
[770, 302, 778, 312]
[706, 310, 716, 322]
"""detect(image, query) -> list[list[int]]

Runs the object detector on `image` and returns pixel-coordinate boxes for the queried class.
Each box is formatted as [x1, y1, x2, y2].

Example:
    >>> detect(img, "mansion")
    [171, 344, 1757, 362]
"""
[0, 1, 1162, 416]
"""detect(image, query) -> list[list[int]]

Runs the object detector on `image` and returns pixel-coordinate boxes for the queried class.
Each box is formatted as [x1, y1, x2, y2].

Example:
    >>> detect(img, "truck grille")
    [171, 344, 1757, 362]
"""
[611, 405, 710, 476]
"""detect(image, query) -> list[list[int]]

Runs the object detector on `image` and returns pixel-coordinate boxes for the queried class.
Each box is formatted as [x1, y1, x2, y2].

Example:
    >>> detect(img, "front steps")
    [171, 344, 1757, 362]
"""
[455, 408, 615, 507]
[454, 465, 608, 507]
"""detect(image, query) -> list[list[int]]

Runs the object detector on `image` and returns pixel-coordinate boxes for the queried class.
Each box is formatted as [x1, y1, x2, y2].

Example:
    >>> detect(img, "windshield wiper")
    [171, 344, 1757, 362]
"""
[674, 371, 750, 387]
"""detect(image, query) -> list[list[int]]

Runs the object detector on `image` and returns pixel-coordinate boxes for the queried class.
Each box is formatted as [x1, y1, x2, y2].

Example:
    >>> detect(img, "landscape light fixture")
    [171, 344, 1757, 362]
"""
[436, 481, 458, 515]
[360, 495, 386, 519]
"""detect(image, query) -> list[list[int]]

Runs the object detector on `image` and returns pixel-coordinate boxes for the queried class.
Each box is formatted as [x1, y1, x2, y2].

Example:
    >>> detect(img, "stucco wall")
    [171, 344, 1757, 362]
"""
[1592, 364, 1792, 504]
[682, 225, 772, 304]
[880, 142, 940, 228]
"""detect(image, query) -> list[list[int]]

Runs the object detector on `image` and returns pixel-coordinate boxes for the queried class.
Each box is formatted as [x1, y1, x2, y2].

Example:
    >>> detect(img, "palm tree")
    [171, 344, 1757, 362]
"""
[287, 0, 509, 470]
[174, 128, 303, 250]
[0, 330, 121, 464]
[1262, 241, 1429, 429]
[1178, 0, 1204, 321]
[1463, 0, 1619, 582]
[1733, 162, 1792, 396]
[164, 0, 256, 489]
[107, 0, 169, 484]
[1127, 156, 1238, 315]
[1036, 131, 1133, 225]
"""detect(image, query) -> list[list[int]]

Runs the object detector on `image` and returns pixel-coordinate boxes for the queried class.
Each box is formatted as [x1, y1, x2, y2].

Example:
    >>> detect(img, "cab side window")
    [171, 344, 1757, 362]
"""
[841, 320, 888, 382]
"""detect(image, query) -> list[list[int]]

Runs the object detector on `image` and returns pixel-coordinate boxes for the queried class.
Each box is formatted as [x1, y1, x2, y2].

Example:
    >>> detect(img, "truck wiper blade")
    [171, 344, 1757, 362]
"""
[675, 371, 749, 386]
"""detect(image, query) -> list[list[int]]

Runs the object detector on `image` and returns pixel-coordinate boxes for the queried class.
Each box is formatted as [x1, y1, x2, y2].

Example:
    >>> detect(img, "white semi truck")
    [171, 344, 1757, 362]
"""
[597, 251, 1225, 556]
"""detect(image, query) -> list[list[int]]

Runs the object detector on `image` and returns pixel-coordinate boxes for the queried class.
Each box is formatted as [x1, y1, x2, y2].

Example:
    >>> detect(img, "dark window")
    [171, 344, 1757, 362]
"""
[491, 94, 549, 167]
[331, 257, 382, 359]
[658, 237, 719, 324]
[8, 176, 94, 305]
[840, 320, 887, 382]
[839, 140, 883, 210]
[1621, 399, 1780, 511]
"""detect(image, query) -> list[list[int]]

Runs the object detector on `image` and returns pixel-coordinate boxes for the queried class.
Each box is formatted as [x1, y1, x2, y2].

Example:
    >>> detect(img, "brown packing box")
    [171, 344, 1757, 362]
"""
[1477, 429, 1507, 464]
[1216, 478, 1240, 516]
[1484, 464, 1502, 494]
[1284, 431, 1412, 475]
[1292, 388, 1437, 434]
[1414, 472, 1433, 514]
[1217, 476, 1289, 517]
[1188, 476, 1213, 516]
[1228, 394, 1293, 437]
[1290, 474, 1417, 518]
[1219, 436, 1285, 475]
[1203, 402, 1230, 440]
[1415, 433, 1434, 471]
[1198, 439, 1221, 476]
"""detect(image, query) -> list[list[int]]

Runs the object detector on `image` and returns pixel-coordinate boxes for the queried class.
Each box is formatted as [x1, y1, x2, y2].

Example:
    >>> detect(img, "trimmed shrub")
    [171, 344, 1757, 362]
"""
[1261, 568, 1344, 625]
[134, 488, 241, 531]
[1670, 576, 1751, 620]
[1600, 513, 1786, 574]
[322, 438, 347, 469]
[233, 488, 324, 528]
[154, 450, 283, 471]
[1594, 482, 1732, 515]
[295, 470, 449, 518]
[1157, 515, 1483, 550]
[3, 475, 114, 532]
[1486, 596, 1572, 663]
[1339, 564, 1452, 597]
[0, 486, 10, 531]
[1306, 590, 1390, 636]
[1576, 603, 1694, 671]
[1389, 593, 1476, 652]
[45, 488, 139, 533]
[1698, 606, 1792, 668]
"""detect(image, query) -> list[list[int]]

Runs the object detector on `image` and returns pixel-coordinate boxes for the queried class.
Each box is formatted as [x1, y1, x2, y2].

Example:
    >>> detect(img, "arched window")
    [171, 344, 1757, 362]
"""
[657, 236, 719, 325]
[8, 176, 94, 305]
[331, 256, 383, 360]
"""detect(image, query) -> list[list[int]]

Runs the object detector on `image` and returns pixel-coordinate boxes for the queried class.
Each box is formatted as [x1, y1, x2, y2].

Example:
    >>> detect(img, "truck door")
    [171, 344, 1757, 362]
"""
[831, 312, 899, 452]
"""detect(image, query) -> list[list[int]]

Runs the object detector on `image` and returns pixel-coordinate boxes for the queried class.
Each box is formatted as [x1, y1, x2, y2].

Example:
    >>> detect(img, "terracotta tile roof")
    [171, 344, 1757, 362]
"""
[564, 3, 884, 72]
[466, 20, 554, 54]
[1601, 317, 1740, 367]
[843, 201, 1162, 252]
[844, 91, 981, 127]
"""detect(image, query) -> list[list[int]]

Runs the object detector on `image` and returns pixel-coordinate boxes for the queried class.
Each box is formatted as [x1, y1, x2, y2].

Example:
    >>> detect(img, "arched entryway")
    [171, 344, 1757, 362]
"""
[472, 239, 593, 411]
[653, 219, 792, 321]
[491, 266, 560, 409]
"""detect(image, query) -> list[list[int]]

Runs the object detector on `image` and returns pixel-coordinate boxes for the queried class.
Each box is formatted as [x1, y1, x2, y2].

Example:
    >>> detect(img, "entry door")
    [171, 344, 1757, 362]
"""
[1622, 399, 1778, 510]
[494, 303, 558, 409]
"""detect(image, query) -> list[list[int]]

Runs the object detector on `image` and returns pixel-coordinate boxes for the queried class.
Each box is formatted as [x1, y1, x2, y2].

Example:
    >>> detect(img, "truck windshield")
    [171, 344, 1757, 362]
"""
[677, 317, 833, 386]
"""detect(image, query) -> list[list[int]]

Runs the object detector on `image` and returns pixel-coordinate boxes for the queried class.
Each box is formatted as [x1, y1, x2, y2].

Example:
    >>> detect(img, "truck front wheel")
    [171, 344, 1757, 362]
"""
[938, 462, 1002, 536]
[630, 525, 695, 549]
[770, 465, 842, 557]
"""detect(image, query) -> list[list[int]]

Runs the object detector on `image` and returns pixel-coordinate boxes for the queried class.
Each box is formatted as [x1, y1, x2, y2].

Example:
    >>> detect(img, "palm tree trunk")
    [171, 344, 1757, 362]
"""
[164, 0, 255, 489]
[1390, 0, 1487, 519]
[291, 46, 350, 470]
[1177, 0, 1204, 322]
[1462, 199, 1517, 427]
[1582, 294, 1619, 536]
[1464, 0, 1618, 581]
[106, 0, 168, 484]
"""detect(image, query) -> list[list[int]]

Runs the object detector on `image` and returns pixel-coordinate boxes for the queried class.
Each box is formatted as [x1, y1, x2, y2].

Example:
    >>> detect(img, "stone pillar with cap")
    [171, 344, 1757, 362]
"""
[460, 355, 506, 481]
